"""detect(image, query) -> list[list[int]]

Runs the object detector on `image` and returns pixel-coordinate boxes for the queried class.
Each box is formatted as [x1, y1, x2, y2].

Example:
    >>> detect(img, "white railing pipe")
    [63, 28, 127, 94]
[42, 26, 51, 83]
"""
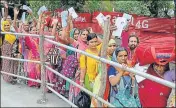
[1, 32, 54, 38]
[0, 56, 50, 65]
[0, 71, 54, 86]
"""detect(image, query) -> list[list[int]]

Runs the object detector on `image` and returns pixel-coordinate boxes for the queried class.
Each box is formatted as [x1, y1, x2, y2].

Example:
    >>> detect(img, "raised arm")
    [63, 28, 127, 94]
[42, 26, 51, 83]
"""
[24, 36, 39, 57]
[109, 70, 124, 86]
[109, 64, 127, 86]
[37, 12, 43, 32]
[27, 10, 37, 27]
[61, 14, 75, 44]
[38, 13, 46, 34]
[51, 19, 58, 36]
[13, 7, 19, 31]
[2, 1, 8, 20]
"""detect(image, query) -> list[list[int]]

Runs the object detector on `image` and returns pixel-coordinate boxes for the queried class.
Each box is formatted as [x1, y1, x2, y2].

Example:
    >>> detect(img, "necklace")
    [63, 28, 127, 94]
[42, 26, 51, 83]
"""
[154, 67, 164, 78]
[156, 71, 164, 78]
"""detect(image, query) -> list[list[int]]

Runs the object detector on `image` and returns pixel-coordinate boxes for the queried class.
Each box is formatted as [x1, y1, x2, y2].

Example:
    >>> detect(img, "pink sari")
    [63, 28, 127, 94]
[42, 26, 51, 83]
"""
[68, 38, 88, 100]
[25, 36, 40, 87]
[72, 37, 88, 59]
[43, 32, 56, 84]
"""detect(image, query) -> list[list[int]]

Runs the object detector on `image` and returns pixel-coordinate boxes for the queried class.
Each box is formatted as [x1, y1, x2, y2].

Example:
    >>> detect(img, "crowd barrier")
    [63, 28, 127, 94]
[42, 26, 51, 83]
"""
[0, 32, 175, 107]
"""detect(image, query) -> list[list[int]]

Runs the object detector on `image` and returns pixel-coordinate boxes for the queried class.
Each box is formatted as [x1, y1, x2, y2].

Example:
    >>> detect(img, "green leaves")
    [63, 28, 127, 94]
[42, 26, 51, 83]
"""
[26, 0, 61, 20]
[26, 0, 174, 19]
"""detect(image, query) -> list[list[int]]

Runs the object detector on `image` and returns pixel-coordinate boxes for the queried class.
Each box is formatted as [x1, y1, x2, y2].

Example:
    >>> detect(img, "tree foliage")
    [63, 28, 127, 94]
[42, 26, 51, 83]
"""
[82, 0, 175, 18]
[26, 0, 174, 19]
[27, 0, 61, 19]
[60, 0, 85, 12]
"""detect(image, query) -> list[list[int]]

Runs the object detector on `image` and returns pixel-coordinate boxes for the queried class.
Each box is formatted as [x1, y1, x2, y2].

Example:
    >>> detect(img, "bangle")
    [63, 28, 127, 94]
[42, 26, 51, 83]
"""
[131, 85, 134, 87]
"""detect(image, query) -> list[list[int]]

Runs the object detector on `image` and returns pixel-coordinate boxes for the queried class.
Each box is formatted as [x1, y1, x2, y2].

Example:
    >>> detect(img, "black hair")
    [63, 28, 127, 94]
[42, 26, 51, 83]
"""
[87, 33, 97, 41]
[80, 29, 90, 35]
[152, 62, 170, 72]
[114, 47, 128, 57]
[128, 33, 139, 43]
[74, 28, 80, 34]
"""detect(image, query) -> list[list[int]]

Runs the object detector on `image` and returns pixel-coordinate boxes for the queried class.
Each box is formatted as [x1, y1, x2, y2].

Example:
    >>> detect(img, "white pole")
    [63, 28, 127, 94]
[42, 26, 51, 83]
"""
[46, 86, 78, 107]
[0, 56, 50, 65]
[0, 32, 54, 39]
[0, 71, 54, 86]
[45, 38, 175, 89]
[0, 56, 41, 64]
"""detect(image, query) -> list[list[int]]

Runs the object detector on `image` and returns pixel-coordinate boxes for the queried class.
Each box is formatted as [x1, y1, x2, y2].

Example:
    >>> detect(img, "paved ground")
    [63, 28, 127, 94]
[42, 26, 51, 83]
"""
[1, 76, 70, 107]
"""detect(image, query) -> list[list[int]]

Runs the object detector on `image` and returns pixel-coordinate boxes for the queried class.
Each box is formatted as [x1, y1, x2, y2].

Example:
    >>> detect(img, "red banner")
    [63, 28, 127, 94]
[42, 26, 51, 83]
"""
[73, 13, 92, 23]
[91, 11, 175, 34]
[139, 31, 175, 42]
[53, 9, 174, 36]
[74, 23, 103, 33]
[92, 11, 123, 24]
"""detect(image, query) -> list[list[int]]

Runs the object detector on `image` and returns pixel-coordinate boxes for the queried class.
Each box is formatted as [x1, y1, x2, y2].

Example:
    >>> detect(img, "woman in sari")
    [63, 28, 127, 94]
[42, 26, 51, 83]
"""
[66, 28, 80, 56]
[1, 21, 18, 84]
[65, 28, 90, 59]
[25, 26, 40, 87]
[38, 12, 60, 90]
[64, 28, 80, 98]
[17, 20, 40, 87]
[108, 47, 141, 107]
[91, 39, 117, 107]
[63, 14, 102, 59]
[138, 61, 172, 107]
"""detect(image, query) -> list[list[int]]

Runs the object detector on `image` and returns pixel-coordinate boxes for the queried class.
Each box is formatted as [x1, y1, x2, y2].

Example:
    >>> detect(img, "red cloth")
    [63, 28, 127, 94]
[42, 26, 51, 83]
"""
[24, 36, 39, 57]
[103, 65, 110, 101]
[138, 65, 172, 107]
[121, 31, 129, 50]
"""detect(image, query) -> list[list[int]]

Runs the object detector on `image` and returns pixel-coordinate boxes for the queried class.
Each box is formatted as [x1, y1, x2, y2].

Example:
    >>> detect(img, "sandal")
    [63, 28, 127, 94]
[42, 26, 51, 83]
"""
[10, 80, 17, 85]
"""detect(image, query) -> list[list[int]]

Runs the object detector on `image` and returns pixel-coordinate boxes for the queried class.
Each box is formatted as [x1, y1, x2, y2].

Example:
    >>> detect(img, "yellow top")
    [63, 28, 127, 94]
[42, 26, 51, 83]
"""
[80, 44, 102, 82]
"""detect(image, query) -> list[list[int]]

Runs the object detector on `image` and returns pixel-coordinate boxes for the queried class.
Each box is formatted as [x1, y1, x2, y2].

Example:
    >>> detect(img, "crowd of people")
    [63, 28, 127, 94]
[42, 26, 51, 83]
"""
[0, 4, 175, 108]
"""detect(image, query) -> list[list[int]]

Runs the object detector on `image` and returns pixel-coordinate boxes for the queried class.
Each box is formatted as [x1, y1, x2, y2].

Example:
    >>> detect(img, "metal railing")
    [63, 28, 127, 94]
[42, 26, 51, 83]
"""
[1, 32, 55, 38]
[0, 32, 175, 107]
[1, 71, 54, 87]
[45, 38, 175, 89]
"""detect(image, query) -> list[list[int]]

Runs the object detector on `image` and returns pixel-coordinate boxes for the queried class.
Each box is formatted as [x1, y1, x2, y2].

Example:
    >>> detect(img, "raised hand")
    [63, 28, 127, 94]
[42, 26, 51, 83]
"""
[116, 63, 128, 75]
[3, 1, 8, 8]
[105, 15, 111, 19]
[14, 7, 19, 16]
[110, 25, 117, 31]
[88, 27, 93, 33]
[51, 18, 58, 26]
[27, 9, 32, 15]
[67, 13, 72, 23]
